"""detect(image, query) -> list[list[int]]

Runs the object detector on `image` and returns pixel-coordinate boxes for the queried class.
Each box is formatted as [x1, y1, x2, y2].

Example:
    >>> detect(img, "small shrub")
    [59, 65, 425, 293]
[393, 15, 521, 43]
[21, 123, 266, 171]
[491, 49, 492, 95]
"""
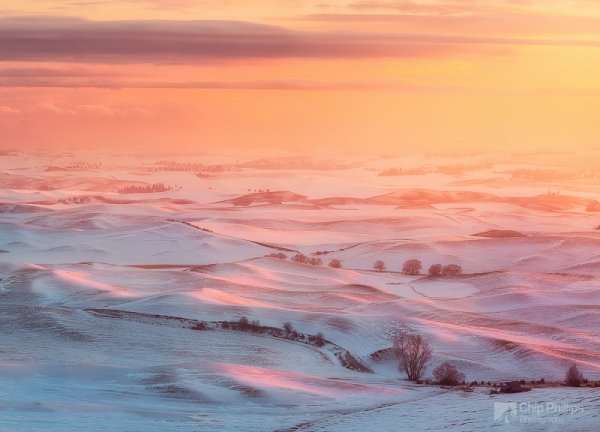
[402, 259, 422, 275]
[428, 264, 443, 277]
[267, 253, 287, 260]
[442, 264, 463, 276]
[250, 320, 261, 332]
[192, 321, 208, 330]
[308, 257, 323, 266]
[313, 332, 325, 347]
[238, 316, 250, 331]
[373, 260, 386, 272]
[283, 321, 294, 337]
[565, 364, 584, 387]
[291, 253, 309, 264]
[329, 259, 342, 269]
[433, 362, 465, 386]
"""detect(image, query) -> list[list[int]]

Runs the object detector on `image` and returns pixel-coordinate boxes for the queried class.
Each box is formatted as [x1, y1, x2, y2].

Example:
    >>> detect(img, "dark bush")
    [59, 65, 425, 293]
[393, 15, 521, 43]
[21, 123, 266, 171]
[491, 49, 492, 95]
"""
[292, 253, 309, 264]
[373, 260, 386, 272]
[313, 332, 325, 347]
[428, 264, 443, 277]
[192, 321, 208, 330]
[238, 316, 250, 331]
[566, 364, 584, 387]
[267, 253, 287, 260]
[442, 264, 463, 276]
[283, 321, 294, 337]
[250, 320, 261, 332]
[329, 259, 342, 269]
[402, 259, 422, 275]
[433, 362, 466, 386]
[308, 257, 323, 266]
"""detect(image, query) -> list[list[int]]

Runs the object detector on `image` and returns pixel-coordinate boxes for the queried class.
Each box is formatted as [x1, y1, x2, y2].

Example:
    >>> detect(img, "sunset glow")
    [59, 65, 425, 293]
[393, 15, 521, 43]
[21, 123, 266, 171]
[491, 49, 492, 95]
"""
[2, 2, 600, 431]
[1, 1, 598, 153]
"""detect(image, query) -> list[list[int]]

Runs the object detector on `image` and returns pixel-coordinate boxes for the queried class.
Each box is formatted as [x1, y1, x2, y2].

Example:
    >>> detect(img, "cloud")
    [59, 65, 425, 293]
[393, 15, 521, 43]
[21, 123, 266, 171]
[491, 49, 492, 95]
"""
[75, 104, 154, 117]
[64, 0, 208, 10]
[0, 105, 20, 114]
[0, 67, 113, 77]
[0, 75, 413, 91]
[37, 101, 154, 116]
[0, 16, 597, 64]
[347, 0, 470, 14]
[307, 1, 600, 34]
[0, 16, 453, 62]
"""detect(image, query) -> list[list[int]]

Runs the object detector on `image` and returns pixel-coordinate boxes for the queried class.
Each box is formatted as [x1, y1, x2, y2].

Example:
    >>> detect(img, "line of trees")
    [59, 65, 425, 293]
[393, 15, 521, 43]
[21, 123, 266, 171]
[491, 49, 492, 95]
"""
[118, 183, 172, 194]
[372, 259, 463, 276]
[392, 330, 588, 389]
[217, 317, 326, 347]
[267, 254, 464, 276]
[266, 252, 343, 269]
[428, 263, 463, 277]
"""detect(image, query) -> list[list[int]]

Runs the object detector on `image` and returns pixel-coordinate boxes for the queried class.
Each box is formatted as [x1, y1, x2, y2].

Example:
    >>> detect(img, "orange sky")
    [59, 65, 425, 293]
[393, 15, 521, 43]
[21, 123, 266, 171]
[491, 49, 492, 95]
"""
[0, 1, 599, 153]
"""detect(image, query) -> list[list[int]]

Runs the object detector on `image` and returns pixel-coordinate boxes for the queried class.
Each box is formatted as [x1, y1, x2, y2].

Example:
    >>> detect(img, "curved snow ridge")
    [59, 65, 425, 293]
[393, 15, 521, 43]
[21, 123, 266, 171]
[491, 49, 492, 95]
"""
[214, 363, 400, 397]
[53, 269, 136, 298]
[187, 287, 285, 310]
[412, 317, 600, 371]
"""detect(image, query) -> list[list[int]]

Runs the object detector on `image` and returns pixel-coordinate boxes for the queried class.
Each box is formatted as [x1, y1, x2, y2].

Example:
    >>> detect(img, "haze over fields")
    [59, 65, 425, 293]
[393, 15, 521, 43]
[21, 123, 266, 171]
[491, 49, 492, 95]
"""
[2, 0, 600, 430]
[1, 149, 600, 431]
[1, 0, 600, 153]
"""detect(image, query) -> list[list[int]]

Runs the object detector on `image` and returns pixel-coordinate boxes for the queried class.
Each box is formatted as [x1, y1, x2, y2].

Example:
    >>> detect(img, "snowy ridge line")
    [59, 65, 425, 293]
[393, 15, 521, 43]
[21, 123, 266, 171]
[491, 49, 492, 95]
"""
[84, 308, 372, 373]
[168, 219, 298, 252]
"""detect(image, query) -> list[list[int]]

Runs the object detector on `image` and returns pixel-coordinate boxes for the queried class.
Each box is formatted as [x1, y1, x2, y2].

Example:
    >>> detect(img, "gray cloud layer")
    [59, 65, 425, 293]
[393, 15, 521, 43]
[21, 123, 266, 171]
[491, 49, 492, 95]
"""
[0, 16, 598, 64]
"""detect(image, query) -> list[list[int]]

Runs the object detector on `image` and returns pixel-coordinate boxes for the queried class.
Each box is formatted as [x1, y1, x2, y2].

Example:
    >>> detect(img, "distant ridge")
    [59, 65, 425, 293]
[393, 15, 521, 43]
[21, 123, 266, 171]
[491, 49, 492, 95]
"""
[473, 230, 527, 238]
[219, 188, 588, 211]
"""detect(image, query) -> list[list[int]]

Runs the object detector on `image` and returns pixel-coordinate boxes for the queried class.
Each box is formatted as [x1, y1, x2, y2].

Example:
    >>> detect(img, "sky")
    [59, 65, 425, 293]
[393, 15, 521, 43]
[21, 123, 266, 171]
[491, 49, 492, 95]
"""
[0, 1, 599, 154]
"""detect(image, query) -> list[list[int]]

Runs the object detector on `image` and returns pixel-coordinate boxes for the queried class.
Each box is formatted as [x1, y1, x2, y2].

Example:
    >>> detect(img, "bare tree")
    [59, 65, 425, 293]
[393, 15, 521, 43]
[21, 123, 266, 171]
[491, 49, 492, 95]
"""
[313, 332, 325, 347]
[283, 321, 294, 337]
[393, 331, 432, 381]
[402, 259, 422, 275]
[374, 260, 386, 272]
[433, 362, 465, 386]
[250, 319, 261, 332]
[238, 316, 250, 331]
[428, 264, 443, 277]
[565, 364, 584, 387]
[442, 264, 463, 276]
[329, 259, 342, 269]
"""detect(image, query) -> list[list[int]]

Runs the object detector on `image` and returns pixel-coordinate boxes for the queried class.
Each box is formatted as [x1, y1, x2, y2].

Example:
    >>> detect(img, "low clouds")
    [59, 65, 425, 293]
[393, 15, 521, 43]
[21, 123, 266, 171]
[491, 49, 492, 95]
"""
[0, 74, 411, 91]
[0, 16, 597, 65]
[0, 105, 20, 114]
[310, 1, 600, 34]
[36, 101, 154, 117]
[0, 17, 457, 62]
